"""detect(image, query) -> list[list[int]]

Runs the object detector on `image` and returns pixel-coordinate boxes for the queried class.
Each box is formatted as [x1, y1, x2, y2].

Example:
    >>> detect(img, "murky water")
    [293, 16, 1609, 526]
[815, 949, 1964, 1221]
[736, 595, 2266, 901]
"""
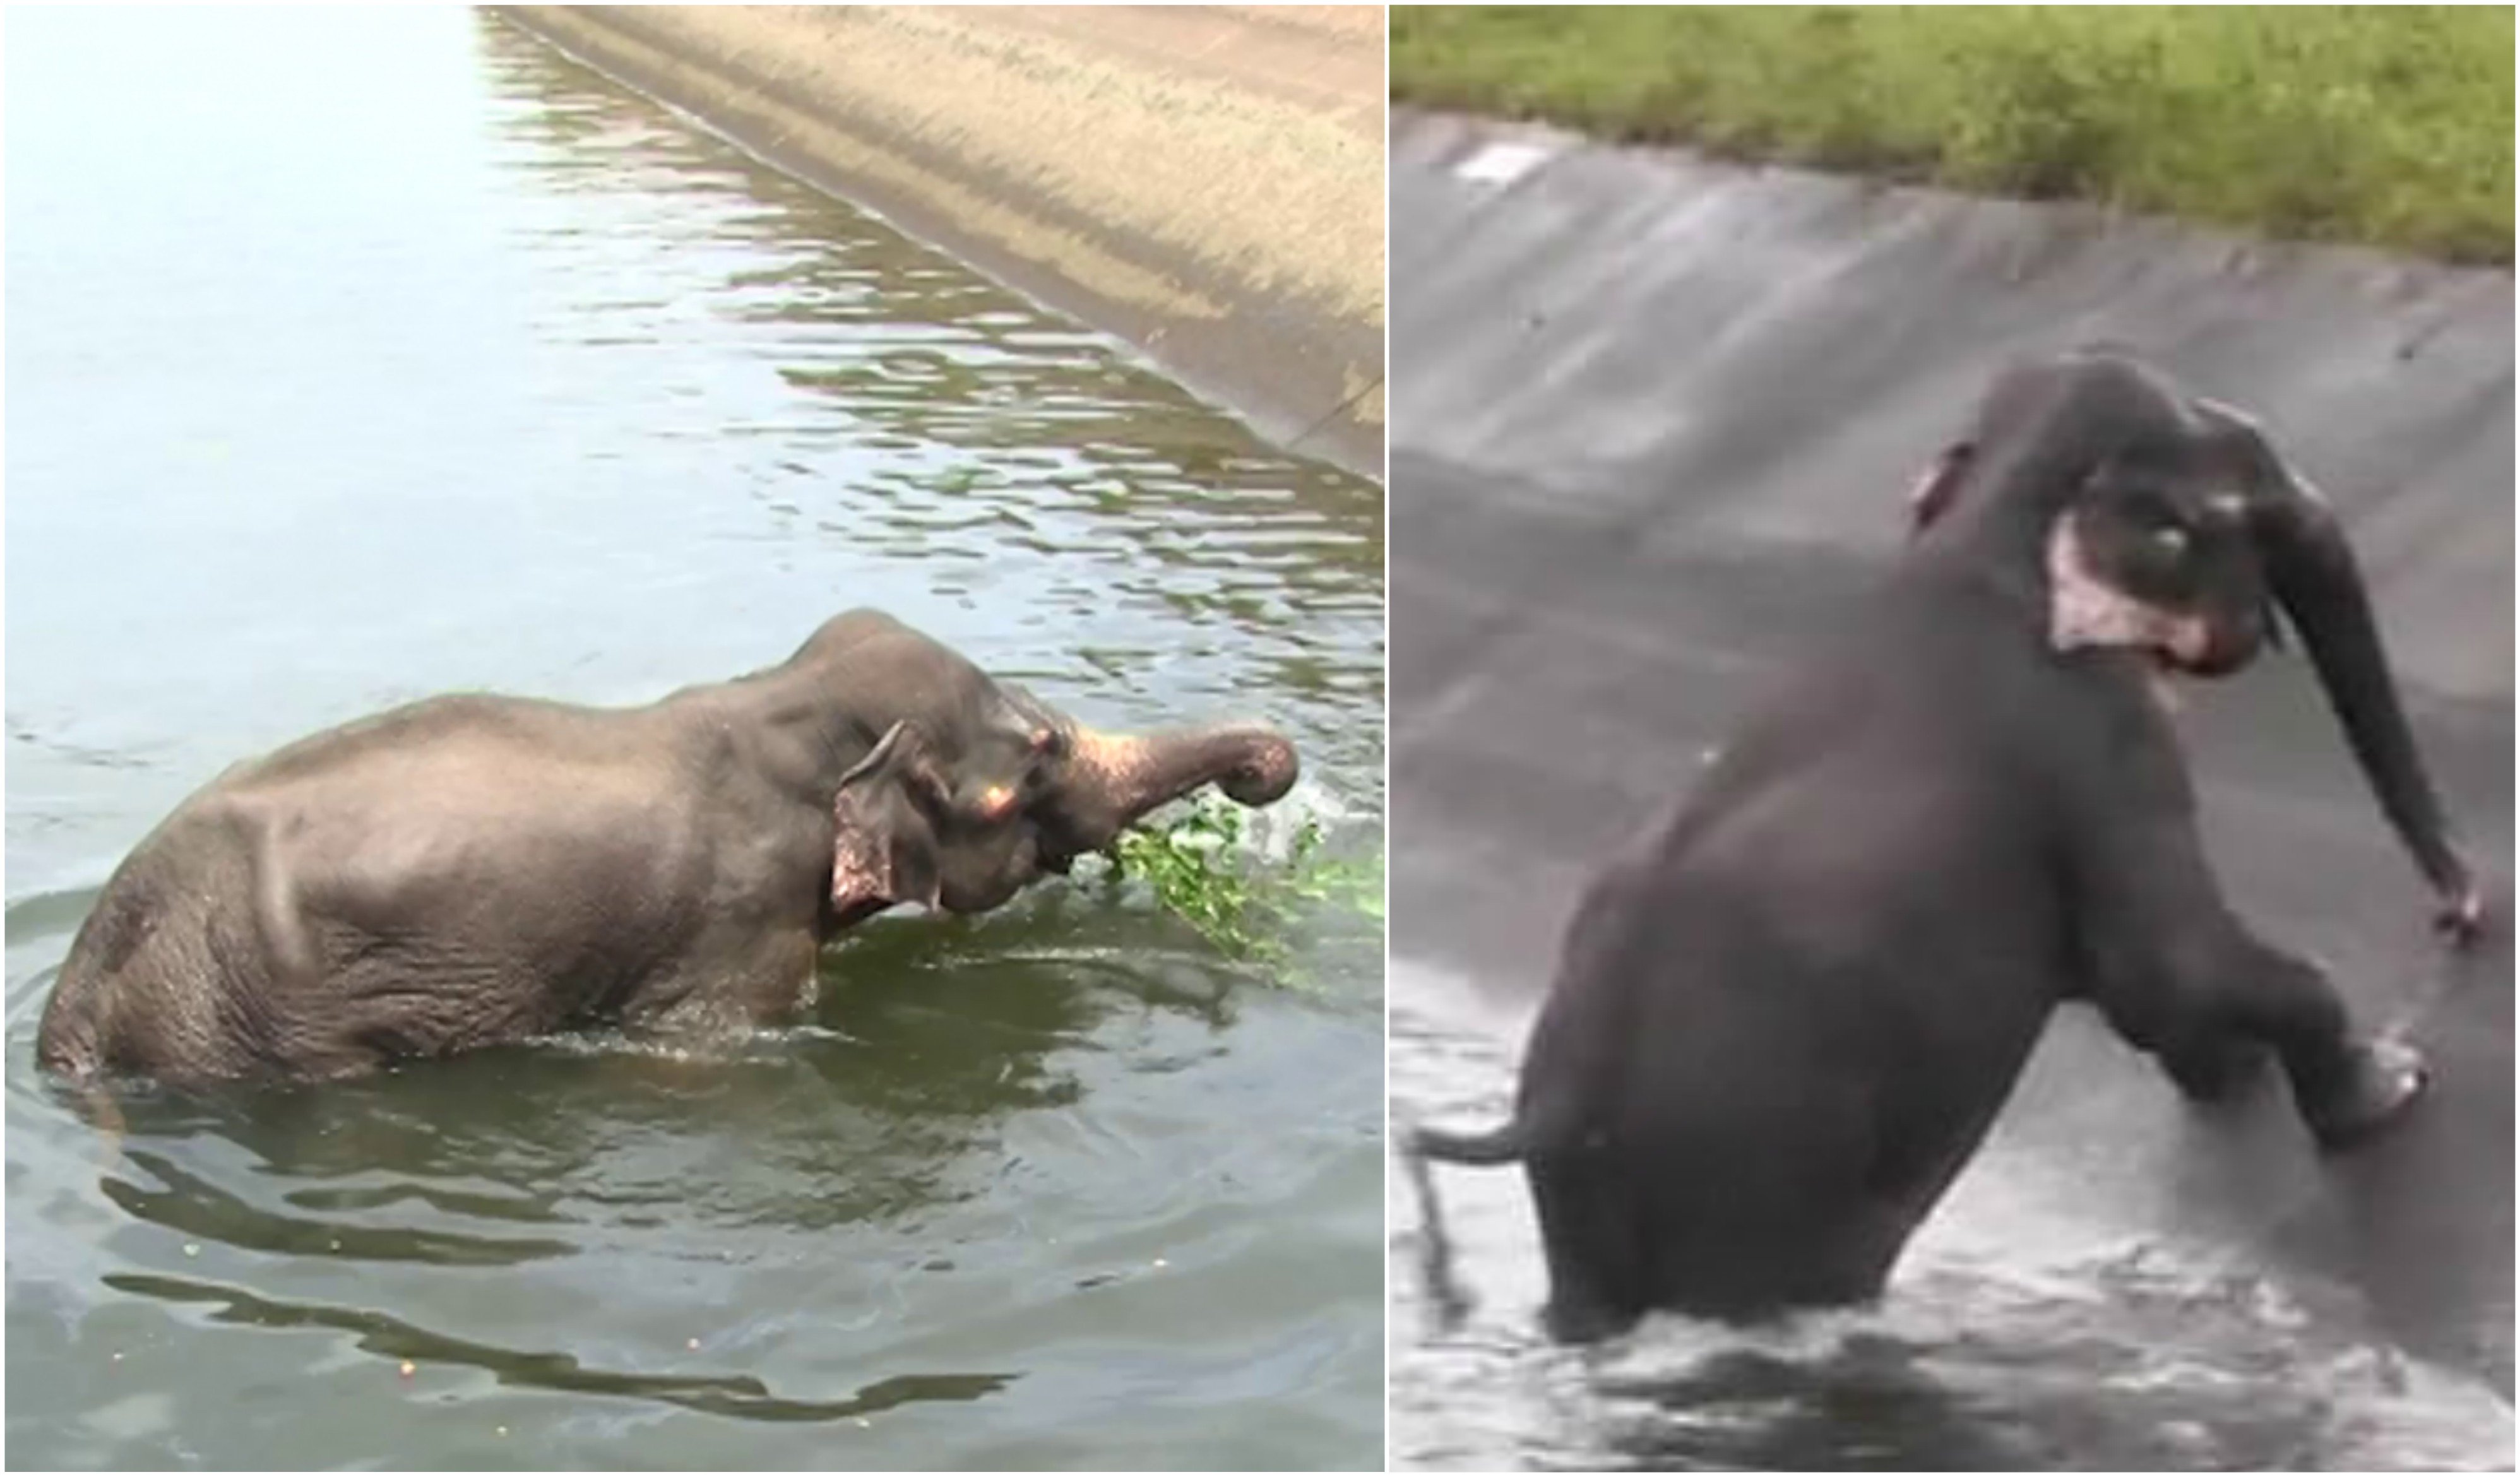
[6, 10, 1382, 1468]
[1388, 962, 2514, 1471]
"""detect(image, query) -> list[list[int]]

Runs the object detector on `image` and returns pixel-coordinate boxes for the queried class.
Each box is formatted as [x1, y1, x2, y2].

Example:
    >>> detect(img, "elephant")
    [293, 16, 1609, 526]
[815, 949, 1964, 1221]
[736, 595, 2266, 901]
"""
[1404, 348, 2487, 1344]
[36, 609, 1299, 1083]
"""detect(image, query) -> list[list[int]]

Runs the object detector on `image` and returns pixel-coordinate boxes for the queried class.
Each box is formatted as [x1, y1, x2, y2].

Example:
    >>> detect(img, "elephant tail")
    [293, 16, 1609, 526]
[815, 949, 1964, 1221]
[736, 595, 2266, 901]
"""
[1400, 1116, 1527, 1331]
[1408, 1120, 1526, 1165]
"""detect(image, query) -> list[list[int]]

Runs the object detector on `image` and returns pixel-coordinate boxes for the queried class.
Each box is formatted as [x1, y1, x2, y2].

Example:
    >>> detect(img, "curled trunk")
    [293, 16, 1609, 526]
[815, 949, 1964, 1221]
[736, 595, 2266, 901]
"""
[1062, 721, 1300, 846]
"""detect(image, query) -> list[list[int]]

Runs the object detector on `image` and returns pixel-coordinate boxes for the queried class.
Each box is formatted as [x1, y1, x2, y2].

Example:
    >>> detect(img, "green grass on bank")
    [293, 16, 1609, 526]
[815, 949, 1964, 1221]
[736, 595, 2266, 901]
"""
[1392, 6, 2513, 263]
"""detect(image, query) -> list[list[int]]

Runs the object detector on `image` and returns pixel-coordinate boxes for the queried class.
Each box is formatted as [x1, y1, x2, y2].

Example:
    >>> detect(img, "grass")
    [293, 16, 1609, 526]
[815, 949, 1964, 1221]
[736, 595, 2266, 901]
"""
[1391, 6, 2513, 263]
[1091, 793, 1383, 968]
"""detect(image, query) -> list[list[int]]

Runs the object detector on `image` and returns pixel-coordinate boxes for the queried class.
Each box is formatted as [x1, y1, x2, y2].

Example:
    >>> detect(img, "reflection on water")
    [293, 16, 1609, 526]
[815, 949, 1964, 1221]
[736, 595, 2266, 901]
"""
[7, 8, 1380, 1469]
[472, 21, 1383, 738]
[1388, 973, 2515, 1472]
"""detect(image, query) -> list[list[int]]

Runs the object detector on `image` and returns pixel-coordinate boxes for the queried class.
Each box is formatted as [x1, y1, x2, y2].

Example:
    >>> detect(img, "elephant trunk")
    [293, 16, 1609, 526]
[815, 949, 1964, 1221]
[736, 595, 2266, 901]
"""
[1064, 721, 1300, 845]
[2253, 472, 2478, 929]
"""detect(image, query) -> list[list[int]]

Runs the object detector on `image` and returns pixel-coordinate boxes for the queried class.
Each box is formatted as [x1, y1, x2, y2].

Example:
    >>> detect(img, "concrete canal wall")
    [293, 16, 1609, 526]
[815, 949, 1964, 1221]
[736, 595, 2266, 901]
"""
[1391, 105, 2511, 703]
[1388, 105, 2512, 1389]
[492, 5, 1386, 479]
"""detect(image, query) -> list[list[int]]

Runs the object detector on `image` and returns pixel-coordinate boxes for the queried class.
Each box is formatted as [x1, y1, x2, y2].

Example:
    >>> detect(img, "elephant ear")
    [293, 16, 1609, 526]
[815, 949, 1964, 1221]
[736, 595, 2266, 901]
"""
[1904, 440, 1975, 537]
[829, 721, 941, 925]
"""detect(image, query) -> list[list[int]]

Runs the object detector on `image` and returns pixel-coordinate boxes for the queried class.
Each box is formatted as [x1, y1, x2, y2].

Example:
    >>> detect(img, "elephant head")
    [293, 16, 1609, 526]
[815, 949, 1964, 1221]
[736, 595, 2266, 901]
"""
[1911, 349, 2482, 938]
[817, 646, 1298, 925]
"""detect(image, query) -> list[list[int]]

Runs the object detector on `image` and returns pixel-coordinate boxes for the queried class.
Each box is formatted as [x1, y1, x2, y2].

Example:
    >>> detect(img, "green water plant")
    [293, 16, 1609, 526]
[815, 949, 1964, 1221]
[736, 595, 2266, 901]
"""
[1092, 793, 1382, 965]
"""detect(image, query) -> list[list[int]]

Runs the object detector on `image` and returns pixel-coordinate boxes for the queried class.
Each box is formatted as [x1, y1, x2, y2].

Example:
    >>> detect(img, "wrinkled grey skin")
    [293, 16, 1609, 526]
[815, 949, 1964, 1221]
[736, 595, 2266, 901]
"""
[37, 610, 1298, 1083]
[1406, 350, 2486, 1344]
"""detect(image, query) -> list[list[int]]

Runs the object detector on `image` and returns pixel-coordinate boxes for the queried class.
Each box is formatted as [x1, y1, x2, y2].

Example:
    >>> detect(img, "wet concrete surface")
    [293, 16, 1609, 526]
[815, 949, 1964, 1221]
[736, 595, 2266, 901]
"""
[1388, 108, 2512, 1462]
[493, 6, 1385, 478]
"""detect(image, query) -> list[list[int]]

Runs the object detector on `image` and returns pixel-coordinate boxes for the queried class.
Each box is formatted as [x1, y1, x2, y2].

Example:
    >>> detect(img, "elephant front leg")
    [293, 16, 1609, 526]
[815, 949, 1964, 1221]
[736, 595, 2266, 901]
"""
[2068, 783, 2425, 1151]
[2155, 1031, 2269, 1105]
[2103, 927, 2425, 1150]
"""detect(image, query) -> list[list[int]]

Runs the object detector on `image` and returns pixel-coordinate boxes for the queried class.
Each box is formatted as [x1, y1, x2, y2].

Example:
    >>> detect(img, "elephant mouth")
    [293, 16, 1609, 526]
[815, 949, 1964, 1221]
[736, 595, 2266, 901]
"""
[2048, 520, 2262, 680]
[2155, 610, 2264, 679]
[2165, 639, 2249, 679]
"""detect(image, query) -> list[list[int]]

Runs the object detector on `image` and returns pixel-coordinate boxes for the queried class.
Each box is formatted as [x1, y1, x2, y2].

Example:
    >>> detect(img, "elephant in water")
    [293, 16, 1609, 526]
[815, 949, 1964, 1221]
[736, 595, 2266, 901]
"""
[37, 610, 1299, 1082]
[1406, 349, 2486, 1344]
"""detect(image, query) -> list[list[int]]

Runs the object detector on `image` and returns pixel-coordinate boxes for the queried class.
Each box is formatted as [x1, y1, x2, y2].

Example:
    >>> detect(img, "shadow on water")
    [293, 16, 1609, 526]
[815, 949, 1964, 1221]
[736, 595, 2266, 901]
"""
[472, 17, 1385, 747]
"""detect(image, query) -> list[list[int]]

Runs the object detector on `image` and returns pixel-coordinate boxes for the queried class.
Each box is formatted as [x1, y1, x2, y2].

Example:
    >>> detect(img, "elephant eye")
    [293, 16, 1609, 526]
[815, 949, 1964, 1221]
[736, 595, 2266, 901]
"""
[973, 783, 1019, 824]
[2149, 524, 2190, 559]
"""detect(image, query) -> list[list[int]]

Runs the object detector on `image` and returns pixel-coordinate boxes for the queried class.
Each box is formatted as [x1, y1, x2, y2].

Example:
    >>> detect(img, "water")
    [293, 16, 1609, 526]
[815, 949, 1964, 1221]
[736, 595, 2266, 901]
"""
[1388, 961, 2514, 1471]
[6, 10, 1383, 1468]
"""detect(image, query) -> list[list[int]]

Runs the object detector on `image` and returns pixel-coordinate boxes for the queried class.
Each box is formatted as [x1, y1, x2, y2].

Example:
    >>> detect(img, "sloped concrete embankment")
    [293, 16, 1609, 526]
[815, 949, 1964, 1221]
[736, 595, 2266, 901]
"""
[1388, 107, 2512, 1388]
[492, 6, 1386, 478]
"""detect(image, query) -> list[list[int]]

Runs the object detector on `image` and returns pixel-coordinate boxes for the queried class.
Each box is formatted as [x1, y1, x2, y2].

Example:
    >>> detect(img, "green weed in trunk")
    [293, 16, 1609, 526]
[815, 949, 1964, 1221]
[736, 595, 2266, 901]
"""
[1091, 794, 1382, 968]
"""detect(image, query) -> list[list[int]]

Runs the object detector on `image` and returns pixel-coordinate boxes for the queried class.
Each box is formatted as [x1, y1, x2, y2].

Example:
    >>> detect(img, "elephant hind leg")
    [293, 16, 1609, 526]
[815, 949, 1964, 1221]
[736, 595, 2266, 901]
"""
[1530, 1152, 1650, 1343]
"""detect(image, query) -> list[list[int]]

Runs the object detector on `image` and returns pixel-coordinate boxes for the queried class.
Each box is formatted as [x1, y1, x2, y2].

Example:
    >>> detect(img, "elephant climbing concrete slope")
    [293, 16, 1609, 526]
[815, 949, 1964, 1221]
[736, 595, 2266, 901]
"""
[1405, 350, 2487, 1344]
[36, 610, 1298, 1083]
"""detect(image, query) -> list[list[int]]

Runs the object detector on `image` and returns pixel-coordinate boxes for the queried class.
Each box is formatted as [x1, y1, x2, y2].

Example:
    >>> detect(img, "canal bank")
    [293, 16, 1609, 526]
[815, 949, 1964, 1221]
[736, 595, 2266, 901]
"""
[492, 5, 1386, 479]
